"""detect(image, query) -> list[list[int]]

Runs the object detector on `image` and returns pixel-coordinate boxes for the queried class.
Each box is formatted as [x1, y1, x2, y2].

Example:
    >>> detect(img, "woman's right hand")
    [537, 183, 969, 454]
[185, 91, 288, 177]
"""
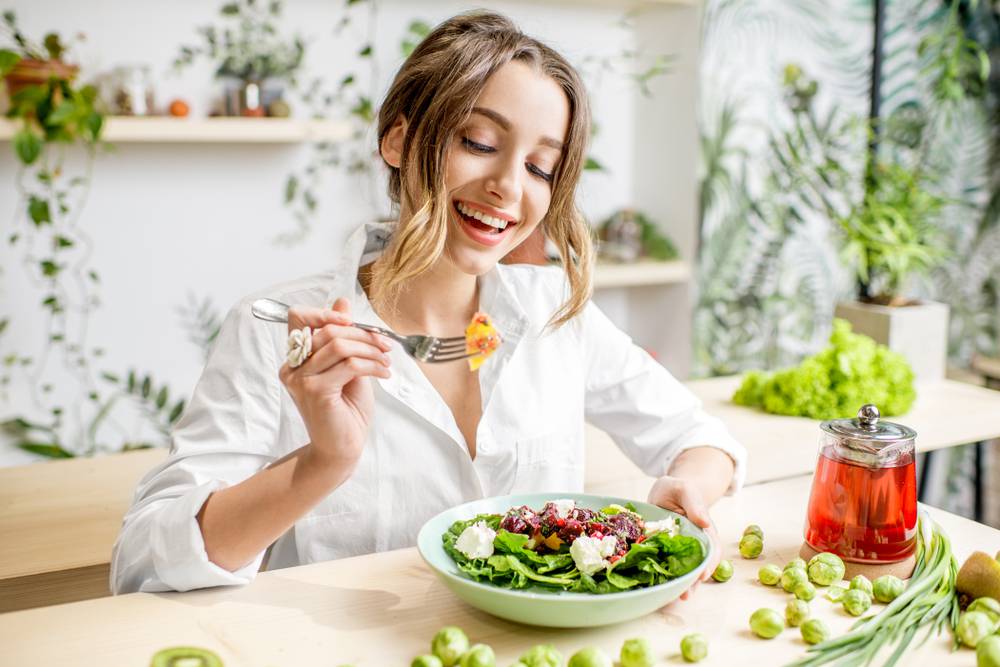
[278, 297, 392, 472]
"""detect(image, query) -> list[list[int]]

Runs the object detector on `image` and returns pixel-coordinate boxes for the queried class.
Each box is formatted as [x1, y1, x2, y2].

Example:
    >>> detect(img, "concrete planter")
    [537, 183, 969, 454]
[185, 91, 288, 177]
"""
[834, 300, 950, 380]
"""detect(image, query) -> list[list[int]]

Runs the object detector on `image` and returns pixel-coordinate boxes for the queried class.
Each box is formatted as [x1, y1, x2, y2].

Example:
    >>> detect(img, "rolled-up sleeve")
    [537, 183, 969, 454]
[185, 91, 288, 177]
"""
[110, 298, 282, 593]
[581, 302, 747, 495]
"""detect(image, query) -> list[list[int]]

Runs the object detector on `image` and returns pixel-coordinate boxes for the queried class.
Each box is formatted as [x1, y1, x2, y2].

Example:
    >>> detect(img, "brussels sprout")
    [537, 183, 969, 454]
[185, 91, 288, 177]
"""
[843, 588, 872, 617]
[744, 524, 764, 539]
[977, 635, 1000, 667]
[739, 534, 763, 559]
[793, 581, 817, 601]
[807, 552, 846, 586]
[872, 575, 905, 603]
[785, 599, 810, 627]
[567, 647, 612, 667]
[749, 608, 784, 639]
[432, 627, 470, 667]
[759, 564, 782, 586]
[969, 598, 1000, 626]
[782, 567, 810, 593]
[520, 644, 563, 667]
[825, 584, 848, 602]
[413, 657, 444, 667]
[785, 558, 807, 572]
[713, 560, 734, 583]
[800, 618, 831, 645]
[959, 611, 996, 648]
[619, 637, 654, 667]
[849, 575, 873, 597]
[459, 645, 496, 667]
[680, 634, 708, 663]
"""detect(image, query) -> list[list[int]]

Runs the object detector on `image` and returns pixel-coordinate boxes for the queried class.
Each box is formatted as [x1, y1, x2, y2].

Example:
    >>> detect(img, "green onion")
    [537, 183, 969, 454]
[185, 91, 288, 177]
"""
[786, 511, 958, 667]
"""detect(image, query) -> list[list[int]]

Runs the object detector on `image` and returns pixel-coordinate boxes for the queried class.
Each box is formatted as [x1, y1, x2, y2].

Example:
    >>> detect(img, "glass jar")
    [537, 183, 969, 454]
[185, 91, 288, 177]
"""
[803, 404, 918, 563]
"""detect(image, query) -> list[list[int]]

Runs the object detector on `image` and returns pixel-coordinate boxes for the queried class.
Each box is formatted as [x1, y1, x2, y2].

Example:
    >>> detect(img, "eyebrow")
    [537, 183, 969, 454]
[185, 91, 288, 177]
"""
[471, 106, 564, 151]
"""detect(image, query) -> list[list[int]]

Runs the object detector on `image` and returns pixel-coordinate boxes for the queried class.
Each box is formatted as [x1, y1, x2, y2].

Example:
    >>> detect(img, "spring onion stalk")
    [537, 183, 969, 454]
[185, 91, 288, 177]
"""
[786, 511, 958, 667]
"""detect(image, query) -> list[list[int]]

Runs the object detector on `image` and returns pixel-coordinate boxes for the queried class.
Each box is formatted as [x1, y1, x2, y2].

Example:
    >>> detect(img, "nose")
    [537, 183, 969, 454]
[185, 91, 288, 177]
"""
[484, 152, 523, 205]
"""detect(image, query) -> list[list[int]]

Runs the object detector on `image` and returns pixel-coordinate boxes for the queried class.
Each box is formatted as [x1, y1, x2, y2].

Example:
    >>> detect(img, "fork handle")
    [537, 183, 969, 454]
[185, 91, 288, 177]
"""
[251, 298, 407, 344]
[350, 322, 407, 345]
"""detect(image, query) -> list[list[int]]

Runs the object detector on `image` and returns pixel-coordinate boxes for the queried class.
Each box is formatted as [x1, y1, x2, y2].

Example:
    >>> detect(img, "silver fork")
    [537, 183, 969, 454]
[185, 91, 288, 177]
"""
[250, 298, 473, 363]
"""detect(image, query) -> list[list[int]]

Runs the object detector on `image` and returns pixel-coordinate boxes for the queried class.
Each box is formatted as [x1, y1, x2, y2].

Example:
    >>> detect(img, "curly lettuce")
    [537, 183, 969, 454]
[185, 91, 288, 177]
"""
[732, 319, 915, 419]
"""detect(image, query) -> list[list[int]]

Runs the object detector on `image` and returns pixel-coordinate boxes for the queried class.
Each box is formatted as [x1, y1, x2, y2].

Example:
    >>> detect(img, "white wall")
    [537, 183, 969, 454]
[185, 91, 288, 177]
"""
[0, 0, 697, 465]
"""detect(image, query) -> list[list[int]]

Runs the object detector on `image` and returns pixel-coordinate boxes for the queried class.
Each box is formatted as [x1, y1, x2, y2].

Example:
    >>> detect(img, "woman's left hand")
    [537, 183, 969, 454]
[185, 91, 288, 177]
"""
[647, 475, 721, 601]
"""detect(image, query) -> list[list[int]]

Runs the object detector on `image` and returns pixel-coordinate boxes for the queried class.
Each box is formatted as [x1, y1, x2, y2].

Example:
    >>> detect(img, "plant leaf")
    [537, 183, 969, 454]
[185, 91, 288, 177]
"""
[19, 442, 75, 458]
[13, 128, 42, 165]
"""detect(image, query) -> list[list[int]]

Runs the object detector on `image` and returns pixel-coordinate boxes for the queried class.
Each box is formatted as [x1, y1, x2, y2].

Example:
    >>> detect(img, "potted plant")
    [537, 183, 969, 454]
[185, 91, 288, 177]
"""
[833, 160, 950, 380]
[173, 0, 305, 117]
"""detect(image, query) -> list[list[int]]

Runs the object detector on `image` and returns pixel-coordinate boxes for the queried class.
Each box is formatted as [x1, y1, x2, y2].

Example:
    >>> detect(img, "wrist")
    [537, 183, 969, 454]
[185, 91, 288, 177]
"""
[302, 442, 359, 481]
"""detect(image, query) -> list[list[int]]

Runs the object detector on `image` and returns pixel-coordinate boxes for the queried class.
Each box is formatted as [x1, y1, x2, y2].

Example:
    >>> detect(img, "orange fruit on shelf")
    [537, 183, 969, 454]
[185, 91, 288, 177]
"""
[168, 99, 190, 117]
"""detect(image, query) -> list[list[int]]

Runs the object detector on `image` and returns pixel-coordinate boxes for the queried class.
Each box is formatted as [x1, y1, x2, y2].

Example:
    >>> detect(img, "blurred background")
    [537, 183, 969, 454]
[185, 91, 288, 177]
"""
[0, 0, 998, 519]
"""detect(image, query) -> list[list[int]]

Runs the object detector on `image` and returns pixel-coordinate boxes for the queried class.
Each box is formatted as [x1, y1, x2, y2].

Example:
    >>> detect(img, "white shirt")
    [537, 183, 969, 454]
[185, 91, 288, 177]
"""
[110, 222, 747, 594]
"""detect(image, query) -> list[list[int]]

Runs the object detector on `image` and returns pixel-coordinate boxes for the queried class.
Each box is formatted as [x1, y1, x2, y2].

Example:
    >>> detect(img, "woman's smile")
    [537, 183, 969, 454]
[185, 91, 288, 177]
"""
[452, 199, 519, 247]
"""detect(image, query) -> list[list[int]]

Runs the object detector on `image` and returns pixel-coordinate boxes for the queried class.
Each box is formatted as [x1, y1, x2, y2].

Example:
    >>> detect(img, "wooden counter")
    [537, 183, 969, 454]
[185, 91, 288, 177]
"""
[585, 376, 1000, 491]
[3, 376, 999, 614]
[0, 447, 167, 611]
[1, 475, 995, 665]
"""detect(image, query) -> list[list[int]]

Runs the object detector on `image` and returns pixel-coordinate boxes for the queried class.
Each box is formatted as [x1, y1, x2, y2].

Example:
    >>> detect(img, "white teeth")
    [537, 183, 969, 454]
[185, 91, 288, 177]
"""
[457, 202, 508, 230]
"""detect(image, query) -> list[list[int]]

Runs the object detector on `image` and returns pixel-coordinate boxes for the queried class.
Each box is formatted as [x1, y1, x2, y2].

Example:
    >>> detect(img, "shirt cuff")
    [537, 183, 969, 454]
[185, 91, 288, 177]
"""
[150, 480, 265, 592]
[658, 415, 747, 496]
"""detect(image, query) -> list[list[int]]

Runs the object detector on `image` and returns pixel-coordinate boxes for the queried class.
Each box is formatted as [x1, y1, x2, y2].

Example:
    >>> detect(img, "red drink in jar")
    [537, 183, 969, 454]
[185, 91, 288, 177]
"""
[804, 445, 917, 562]
[803, 404, 918, 564]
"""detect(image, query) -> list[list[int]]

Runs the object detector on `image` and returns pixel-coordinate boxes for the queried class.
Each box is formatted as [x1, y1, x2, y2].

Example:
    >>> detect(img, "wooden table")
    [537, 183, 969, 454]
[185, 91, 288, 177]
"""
[1, 475, 993, 665]
[0, 447, 167, 612]
[586, 376, 1000, 491]
[4, 376, 1000, 614]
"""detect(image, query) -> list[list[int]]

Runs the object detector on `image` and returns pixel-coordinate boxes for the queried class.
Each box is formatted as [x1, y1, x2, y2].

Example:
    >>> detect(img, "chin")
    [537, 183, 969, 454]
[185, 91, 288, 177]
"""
[447, 246, 504, 276]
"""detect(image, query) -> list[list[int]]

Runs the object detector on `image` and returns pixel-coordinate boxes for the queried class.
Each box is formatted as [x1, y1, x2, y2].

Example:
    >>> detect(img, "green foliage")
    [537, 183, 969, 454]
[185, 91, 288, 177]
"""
[732, 319, 916, 419]
[918, 0, 991, 104]
[838, 161, 948, 302]
[173, 0, 305, 82]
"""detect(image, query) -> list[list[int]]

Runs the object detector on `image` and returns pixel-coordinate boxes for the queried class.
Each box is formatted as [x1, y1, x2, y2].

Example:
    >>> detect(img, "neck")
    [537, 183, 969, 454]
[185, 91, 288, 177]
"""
[362, 253, 480, 337]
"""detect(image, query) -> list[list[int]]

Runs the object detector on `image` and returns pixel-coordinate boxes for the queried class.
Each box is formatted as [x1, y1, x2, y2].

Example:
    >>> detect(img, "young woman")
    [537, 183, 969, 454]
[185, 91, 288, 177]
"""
[111, 11, 745, 596]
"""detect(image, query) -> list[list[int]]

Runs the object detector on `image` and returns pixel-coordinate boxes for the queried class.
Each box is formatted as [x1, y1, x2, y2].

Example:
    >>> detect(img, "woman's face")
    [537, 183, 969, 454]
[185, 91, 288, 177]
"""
[443, 60, 570, 276]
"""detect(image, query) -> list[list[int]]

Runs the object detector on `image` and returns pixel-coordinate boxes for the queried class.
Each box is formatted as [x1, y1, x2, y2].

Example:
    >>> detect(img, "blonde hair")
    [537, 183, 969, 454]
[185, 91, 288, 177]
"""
[371, 10, 594, 328]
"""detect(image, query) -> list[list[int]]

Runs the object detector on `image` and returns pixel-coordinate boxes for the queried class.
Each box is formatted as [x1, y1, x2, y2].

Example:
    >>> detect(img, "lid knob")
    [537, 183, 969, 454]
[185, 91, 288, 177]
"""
[858, 404, 881, 431]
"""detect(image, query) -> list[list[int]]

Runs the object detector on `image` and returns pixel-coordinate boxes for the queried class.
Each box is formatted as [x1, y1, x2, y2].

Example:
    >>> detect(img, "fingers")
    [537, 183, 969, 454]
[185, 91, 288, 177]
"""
[286, 302, 352, 333]
[311, 323, 392, 354]
[300, 335, 390, 376]
[676, 483, 712, 530]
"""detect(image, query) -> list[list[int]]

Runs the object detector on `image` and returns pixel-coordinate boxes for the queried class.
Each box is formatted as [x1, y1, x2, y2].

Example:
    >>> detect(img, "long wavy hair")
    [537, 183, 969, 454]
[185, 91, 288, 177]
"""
[371, 10, 594, 328]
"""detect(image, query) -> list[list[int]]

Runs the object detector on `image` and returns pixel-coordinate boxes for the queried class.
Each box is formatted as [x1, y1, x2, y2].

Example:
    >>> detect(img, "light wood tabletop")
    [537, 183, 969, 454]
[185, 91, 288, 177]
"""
[3, 376, 999, 613]
[585, 376, 1000, 491]
[0, 447, 167, 611]
[1, 474, 995, 666]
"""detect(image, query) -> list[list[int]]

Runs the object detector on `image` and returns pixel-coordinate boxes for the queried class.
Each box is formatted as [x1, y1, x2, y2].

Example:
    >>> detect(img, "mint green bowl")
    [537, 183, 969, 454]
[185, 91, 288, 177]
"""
[416, 492, 713, 628]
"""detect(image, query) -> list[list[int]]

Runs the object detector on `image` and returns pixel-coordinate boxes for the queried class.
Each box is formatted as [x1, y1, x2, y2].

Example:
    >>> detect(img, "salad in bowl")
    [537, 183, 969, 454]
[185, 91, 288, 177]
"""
[417, 493, 713, 627]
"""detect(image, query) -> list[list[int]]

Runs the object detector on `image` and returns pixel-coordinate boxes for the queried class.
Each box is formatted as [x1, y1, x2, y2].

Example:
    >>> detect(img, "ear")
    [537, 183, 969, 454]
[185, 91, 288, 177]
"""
[380, 115, 408, 168]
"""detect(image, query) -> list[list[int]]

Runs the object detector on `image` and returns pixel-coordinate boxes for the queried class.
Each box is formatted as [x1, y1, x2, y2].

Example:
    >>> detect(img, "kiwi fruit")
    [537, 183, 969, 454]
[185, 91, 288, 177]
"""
[957, 552, 1000, 602]
[149, 646, 224, 667]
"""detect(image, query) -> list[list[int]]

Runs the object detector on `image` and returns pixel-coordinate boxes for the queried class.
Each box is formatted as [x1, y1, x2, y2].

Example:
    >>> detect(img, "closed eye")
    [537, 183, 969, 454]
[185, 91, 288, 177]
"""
[527, 163, 554, 183]
[462, 137, 495, 153]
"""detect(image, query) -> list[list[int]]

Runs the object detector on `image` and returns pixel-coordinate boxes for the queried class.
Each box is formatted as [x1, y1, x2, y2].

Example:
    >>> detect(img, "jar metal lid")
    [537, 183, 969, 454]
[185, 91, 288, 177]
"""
[820, 404, 916, 455]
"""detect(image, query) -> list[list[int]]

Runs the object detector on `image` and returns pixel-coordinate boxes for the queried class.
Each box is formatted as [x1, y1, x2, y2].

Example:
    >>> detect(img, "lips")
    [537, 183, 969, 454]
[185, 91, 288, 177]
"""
[453, 200, 517, 248]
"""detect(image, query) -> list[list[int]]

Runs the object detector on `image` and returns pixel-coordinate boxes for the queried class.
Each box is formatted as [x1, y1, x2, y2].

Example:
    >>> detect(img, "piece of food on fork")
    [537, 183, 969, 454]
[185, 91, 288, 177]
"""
[464, 312, 502, 371]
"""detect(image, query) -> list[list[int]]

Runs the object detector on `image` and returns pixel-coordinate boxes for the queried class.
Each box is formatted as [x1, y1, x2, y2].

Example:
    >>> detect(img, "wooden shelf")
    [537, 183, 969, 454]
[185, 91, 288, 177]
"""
[0, 116, 352, 144]
[593, 259, 691, 289]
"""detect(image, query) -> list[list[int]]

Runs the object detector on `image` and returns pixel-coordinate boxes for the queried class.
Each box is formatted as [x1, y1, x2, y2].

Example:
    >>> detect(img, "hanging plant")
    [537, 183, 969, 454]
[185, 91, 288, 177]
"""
[0, 13, 185, 459]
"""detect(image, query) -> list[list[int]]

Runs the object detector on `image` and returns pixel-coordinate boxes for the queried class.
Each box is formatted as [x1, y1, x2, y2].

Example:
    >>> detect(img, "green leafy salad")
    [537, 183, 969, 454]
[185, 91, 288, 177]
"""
[441, 500, 706, 594]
